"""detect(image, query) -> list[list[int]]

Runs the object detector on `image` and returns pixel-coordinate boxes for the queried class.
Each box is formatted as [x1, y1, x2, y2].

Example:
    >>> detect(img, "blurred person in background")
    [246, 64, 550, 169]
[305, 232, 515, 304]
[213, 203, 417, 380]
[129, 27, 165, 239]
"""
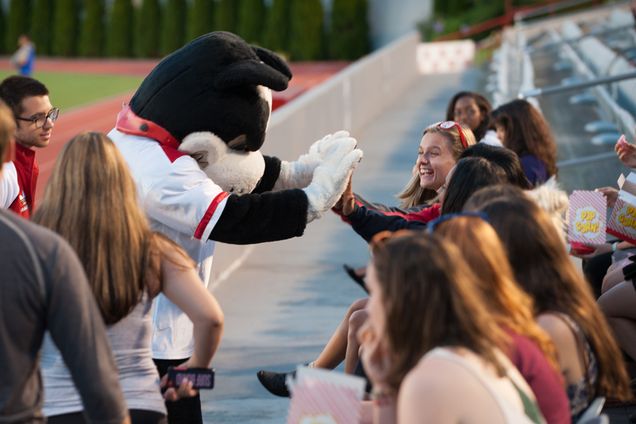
[11, 34, 35, 77]
[0, 105, 130, 423]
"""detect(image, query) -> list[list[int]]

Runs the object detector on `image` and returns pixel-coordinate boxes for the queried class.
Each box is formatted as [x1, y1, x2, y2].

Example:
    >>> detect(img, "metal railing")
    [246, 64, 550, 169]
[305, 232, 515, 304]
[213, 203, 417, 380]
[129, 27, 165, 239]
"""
[519, 70, 636, 99]
[526, 23, 635, 53]
[514, 0, 604, 24]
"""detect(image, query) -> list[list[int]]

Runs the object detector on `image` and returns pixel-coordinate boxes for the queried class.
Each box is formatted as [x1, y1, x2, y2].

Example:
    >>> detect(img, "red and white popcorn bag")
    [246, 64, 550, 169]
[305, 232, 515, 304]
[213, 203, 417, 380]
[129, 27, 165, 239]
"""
[287, 367, 366, 424]
[607, 173, 636, 245]
[568, 191, 607, 246]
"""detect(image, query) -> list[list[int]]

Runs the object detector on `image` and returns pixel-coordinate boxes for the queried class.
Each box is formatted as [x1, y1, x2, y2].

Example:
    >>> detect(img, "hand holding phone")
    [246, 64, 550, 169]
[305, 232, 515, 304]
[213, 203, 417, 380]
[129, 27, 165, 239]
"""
[166, 367, 215, 390]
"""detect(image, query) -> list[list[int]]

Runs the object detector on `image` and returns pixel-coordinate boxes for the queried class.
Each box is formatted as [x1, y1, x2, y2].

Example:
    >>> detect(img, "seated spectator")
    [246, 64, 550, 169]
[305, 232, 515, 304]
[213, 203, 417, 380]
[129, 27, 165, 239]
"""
[465, 187, 631, 420]
[581, 135, 636, 297]
[347, 120, 476, 215]
[358, 230, 543, 423]
[338, 155, 507, 242]
[492, 99, 557, 186]
[431, 214, 570, 423]
[33, 132, 224, 423]
[598, 256, 636, 363]
[459, 143, 531, 189]
[340, 121, 476, 286]
[446, 91, 502, 146]
[0, 108, 129, 422]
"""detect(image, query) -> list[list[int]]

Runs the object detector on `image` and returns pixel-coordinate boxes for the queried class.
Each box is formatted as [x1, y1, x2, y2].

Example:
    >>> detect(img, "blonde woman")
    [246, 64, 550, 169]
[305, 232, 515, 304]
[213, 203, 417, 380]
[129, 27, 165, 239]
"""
[33, 132, 224, 424]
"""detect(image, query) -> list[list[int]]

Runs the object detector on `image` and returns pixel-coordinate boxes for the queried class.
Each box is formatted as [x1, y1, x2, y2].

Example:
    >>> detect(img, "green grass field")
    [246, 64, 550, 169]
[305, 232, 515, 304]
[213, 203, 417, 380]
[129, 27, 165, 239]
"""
[0, 71, 143, 111]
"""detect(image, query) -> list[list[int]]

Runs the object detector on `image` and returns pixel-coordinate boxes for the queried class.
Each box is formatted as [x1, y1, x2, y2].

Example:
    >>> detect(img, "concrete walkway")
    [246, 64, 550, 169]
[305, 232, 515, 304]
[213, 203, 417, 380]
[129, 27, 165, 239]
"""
[202, 70, 481, 423]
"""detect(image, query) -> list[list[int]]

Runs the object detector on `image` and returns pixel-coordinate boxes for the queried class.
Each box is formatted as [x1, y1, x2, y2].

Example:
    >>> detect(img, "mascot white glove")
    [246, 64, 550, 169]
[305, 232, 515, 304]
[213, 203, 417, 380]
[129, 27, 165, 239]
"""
[303, 136, 363, 223]
[274, 130, 352, 191]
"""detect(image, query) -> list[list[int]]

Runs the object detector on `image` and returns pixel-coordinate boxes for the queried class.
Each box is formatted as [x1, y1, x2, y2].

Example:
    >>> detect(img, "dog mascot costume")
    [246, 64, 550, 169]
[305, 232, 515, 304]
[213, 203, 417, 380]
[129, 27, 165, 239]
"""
[108, 32, 361, 421]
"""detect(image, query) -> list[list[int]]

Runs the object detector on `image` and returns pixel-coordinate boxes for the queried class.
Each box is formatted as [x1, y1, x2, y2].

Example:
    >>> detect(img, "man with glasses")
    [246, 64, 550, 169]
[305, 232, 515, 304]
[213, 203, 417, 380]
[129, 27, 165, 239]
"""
[0, 76, 58, 218]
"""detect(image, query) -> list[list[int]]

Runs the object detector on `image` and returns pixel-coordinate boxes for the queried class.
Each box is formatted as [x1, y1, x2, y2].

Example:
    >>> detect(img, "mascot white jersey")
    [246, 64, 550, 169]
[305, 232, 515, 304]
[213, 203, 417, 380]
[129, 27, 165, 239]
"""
[109, 32, 363, 359]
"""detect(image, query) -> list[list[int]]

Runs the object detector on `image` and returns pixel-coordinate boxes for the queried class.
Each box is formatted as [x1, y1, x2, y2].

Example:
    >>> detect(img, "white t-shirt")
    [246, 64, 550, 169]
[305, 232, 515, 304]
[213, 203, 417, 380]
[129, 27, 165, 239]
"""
[109, 128, 228, 359]
[0, 161, 19, 209]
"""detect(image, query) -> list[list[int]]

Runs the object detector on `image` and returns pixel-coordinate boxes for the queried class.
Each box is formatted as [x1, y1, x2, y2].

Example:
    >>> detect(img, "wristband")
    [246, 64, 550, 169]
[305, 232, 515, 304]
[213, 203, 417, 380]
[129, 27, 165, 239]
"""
[371, 386, 395, 406]
[612, 241, 619, 253]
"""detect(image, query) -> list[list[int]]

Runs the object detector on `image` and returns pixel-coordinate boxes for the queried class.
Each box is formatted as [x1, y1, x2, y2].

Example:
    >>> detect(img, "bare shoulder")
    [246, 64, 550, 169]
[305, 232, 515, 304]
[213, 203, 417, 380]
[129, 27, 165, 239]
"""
[398, 355, 467, 422]
[152, 233, 194, 270]
[536, 313, 574, 341]
[401, 355, 465, 401]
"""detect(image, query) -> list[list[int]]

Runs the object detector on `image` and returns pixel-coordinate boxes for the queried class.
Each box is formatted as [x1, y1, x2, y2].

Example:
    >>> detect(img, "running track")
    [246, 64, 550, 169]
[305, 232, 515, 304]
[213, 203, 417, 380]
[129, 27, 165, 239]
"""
[1, 59, 349, 201]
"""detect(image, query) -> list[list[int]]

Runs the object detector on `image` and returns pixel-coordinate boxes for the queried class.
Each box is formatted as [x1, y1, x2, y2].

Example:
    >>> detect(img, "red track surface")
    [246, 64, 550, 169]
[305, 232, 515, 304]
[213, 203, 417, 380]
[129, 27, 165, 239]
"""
[5, 59, 350, 201]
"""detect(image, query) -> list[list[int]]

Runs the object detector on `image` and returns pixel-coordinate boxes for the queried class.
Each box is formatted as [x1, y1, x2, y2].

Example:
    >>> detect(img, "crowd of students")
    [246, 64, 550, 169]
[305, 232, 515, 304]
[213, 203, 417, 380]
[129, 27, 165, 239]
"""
[0, 71, 634, 424]
[258, 91, 636, 423]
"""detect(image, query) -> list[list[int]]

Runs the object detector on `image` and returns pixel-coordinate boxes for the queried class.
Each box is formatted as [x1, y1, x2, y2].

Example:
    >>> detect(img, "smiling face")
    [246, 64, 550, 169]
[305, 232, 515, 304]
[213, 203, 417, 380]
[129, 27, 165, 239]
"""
[416, 132, 457, 191]
[15, 95, 54, 149]
[453, 96, 483, 132]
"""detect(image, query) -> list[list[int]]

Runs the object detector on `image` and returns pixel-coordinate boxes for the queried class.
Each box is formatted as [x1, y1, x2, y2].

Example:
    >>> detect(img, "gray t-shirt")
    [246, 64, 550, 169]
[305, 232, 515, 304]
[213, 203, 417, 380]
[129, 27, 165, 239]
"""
[0, 210, 127, 423]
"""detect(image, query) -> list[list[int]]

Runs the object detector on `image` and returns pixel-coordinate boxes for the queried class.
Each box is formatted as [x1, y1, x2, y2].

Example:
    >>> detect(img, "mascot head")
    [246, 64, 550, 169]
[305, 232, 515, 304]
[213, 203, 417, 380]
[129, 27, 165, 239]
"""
[129, 31, 291, 152]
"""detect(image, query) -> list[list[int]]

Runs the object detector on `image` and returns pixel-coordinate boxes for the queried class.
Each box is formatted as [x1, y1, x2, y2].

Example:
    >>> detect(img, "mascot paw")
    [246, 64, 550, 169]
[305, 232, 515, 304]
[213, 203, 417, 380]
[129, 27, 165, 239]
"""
[273, 130, 353, 191]
[179, 132, 265, 195]
[303, 146, 363, 223]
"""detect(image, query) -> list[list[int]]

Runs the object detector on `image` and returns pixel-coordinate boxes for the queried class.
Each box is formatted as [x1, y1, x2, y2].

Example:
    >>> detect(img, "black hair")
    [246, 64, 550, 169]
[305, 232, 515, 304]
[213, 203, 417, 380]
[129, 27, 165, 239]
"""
[460, 143, 531, 189]
[441, 157, 507, 215]
[445, 91, 493, 141]
[0, 76, 49, 118]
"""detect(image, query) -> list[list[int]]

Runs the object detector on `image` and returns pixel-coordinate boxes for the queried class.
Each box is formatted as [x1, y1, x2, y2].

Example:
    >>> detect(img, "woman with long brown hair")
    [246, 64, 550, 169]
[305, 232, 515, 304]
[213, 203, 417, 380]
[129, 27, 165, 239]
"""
[33, 132, 224, 424]
[465, 188, 631, 419]
[359, 231, 543, 423]
[431, 215, 569, 423]
[492, 99, 557, 186]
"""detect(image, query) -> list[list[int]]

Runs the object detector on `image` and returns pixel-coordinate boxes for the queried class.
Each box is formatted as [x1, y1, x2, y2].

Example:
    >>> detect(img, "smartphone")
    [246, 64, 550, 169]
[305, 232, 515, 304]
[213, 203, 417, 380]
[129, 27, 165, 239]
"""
[166, 367, 215, 390]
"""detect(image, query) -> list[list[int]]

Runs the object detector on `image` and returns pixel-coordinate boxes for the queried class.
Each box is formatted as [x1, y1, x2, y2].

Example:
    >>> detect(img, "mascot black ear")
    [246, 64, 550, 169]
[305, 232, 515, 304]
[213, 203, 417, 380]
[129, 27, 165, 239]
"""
[253, 46, 292, 80]
[215, 59, 290, 91]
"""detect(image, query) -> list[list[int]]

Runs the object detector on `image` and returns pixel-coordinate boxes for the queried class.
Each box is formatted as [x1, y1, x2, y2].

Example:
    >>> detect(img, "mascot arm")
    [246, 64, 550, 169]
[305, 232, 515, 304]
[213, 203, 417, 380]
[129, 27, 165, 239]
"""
[252, 155, 281, 193]
[209, 189, 308, 244]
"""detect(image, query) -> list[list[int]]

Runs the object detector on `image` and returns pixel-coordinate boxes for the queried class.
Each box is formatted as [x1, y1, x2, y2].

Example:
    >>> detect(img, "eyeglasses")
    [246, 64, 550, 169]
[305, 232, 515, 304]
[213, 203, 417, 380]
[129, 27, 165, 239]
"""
[434, 121, 469, 149]
[16, 107, 59, 129]
[426, 211, 489, 234]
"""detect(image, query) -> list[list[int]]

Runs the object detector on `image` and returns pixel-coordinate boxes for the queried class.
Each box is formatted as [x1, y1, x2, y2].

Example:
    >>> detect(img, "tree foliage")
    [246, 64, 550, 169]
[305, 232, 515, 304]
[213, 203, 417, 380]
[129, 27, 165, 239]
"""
[328, 0, 369, 60]
[135, 0, 161, 57]
[78, 0, 105, 57]
[215, 0, 237, 32]
[262, 0, 290, 54]
[30, 0, 52, 55]
[6, 0, 31, 54]
[188, 0, 215, 42]
[107, 0, 134, 57]
[52, 0, 79, 56]
[288, 0, 324, 60]
[160, 0, 186, 55]
[236, 0, 265, 45]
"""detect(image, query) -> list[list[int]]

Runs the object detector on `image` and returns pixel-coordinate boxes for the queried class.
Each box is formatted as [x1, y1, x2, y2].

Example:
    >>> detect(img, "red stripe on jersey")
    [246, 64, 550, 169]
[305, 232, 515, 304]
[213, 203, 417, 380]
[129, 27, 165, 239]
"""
[194, 191, 230, 240]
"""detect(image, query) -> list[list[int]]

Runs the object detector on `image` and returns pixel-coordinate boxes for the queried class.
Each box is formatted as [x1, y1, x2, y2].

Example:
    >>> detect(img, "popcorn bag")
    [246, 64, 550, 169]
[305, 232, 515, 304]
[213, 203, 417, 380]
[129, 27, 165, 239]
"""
[607, 173, 636, 245]
[568, 191, 607, 246]
[287, 367, 366, 424]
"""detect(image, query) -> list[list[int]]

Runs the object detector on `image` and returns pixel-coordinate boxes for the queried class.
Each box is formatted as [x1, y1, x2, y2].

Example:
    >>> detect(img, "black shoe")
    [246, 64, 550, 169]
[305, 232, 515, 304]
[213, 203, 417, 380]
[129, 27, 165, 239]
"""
[257, 369, 294, 397]
[343, 264, 368, 293]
